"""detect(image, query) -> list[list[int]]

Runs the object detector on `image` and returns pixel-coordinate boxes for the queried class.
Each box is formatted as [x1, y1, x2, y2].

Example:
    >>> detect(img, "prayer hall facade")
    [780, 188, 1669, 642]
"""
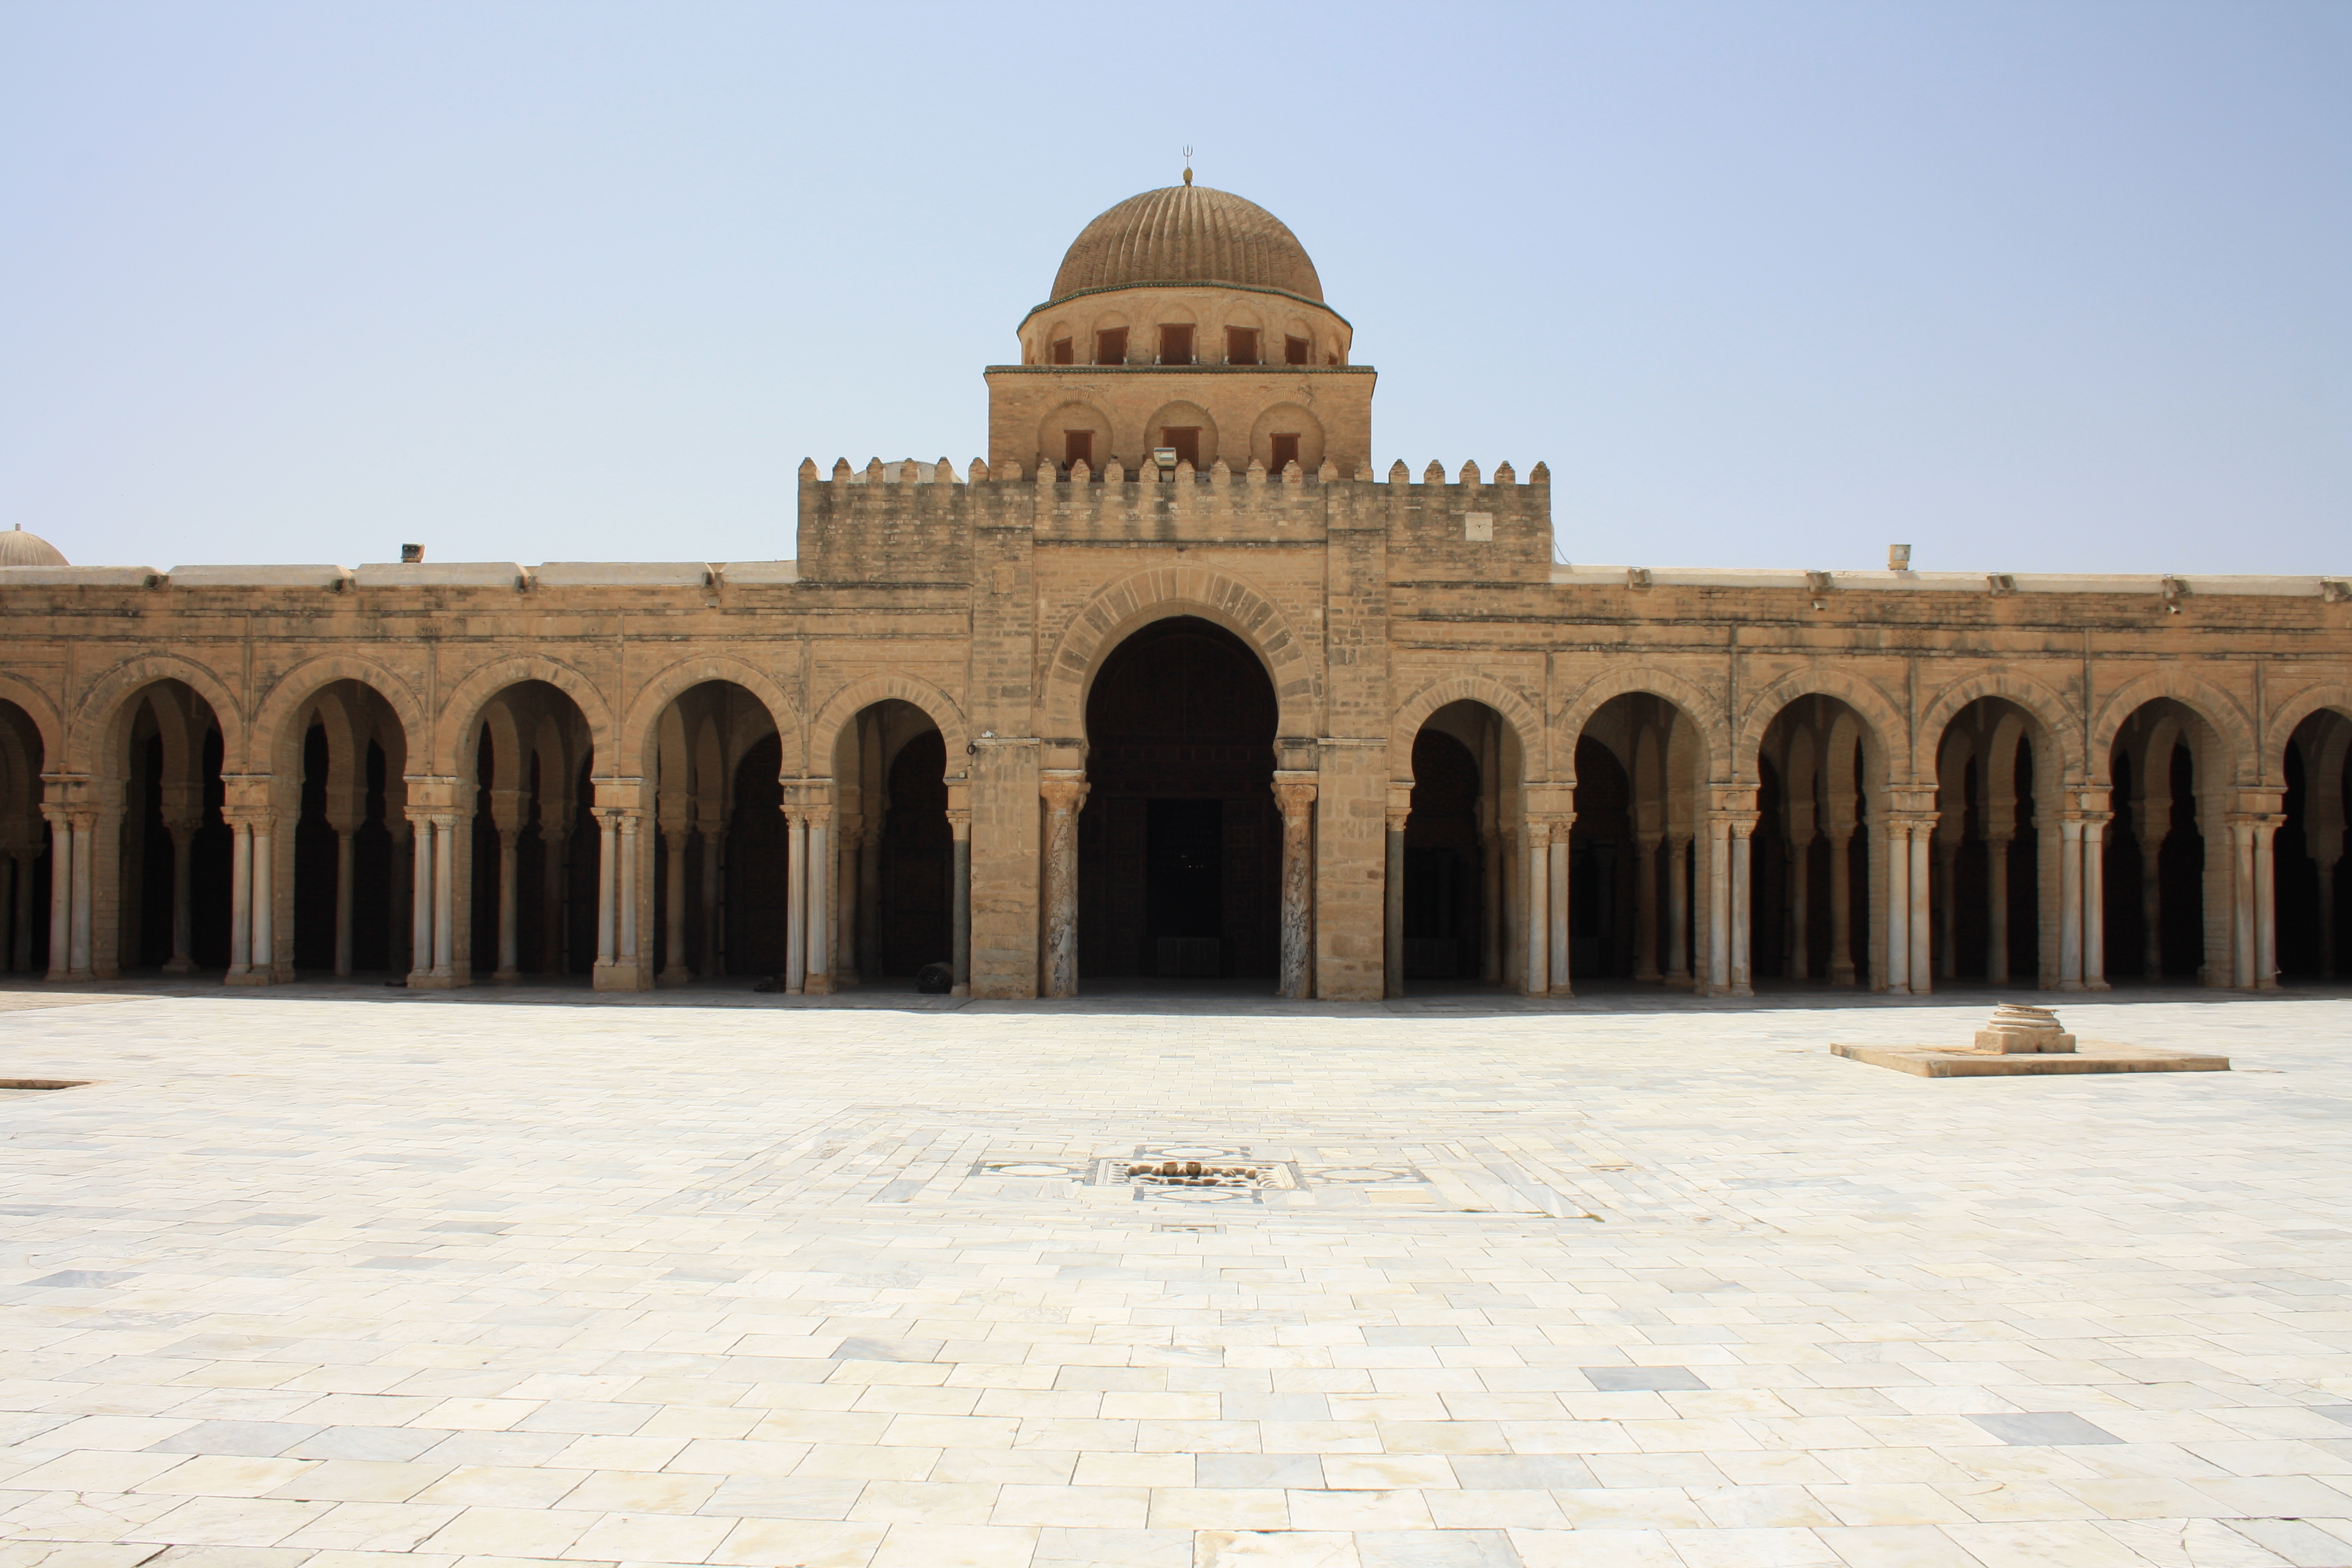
[2, 180, 2348, 1002]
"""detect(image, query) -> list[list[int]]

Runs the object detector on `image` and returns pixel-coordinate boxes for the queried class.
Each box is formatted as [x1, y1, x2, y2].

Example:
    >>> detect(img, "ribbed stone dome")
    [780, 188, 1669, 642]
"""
[1051, 184, 1323, 305]
[0, 526, 67, 567]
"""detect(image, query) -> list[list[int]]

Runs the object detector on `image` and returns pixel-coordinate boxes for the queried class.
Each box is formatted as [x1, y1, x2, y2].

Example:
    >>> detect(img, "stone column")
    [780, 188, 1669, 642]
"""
[431, 811, 459, 979]
[2141, 837, 2166, 979]
[250, 815, 275, 982]
[68, 812, 95, 981]
[544, 826, 571, 975]
[1634, 834, 1662, 982]
[1665, 834, 1691, 984]
[1383, 803, 1407, 999]
[948, 808, 972, 996]
[784, 808, 808, 993]
[659, 822, 689, 984]
[495, 828, 522, 982]
[1480, 821, 1503, 982]
[617, 811, 640, 977]
[1728, 814, 1756, 998]
[1547, 819, 1573, 997]
[701, 825, 725, 979]
[2057, 814, 2085, 990]
[592, 808, 619, 973]
[1907, 816, 1933, 995]
[2082, 809, 2111, 991]
[12, 852, 33, 973]
[410, 812, 438, 984]
[1039, 774, 1088, 999]
[2316, 843, 2342, 983]
[387, 819, 411, 976]
[805, 805, 832, 995]
[1522, 819, 1549, 996]
[1985, 831, 2013, 984]
[2253, 815, 2279, 990]
[42, 807, 71, 981]
[1883, 817, 1910, 995]
[1273, 776, 1317, 1001]
[1786, 832, 1809, 981]
[1935, 833, 1961, 981]
[858, 817, 883, 981]
[1827, 826, 1857, 986]
[333, 830, 356, 977]
[0, 857, 12, 973]
[1705, 817, 1732, 996]
[163, 818, 199, 973]
[226, 812, 253, 980]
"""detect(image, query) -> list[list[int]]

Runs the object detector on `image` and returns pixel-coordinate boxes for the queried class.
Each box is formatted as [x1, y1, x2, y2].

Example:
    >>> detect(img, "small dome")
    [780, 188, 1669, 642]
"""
[1051, 183, 1323, 305]
[0, 526, 67, 567]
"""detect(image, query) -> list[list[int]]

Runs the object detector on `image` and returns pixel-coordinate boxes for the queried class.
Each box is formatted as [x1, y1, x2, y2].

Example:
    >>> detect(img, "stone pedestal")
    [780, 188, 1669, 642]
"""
[1971, 1002, 2077, 1054]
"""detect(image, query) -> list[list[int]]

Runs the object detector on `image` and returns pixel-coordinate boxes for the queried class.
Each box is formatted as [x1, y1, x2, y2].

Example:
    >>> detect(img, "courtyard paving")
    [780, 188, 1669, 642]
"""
[0, 984, 2348, 1568]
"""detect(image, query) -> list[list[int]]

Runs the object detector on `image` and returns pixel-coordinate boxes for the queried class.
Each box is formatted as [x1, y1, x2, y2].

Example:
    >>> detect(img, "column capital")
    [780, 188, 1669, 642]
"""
[219, 805, 276, 830]
[1273, 777, 1319, 815]
[589, 805, 636, 828]
[945, 808, 972, 840]
[1386, 807, 1411, 833]
[804, 803, 834, 829]
[1040, 771, 1090, 813]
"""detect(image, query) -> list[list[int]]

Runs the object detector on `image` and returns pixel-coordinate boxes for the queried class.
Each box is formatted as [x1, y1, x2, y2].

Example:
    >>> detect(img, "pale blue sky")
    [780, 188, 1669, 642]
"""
[3, 1, 2345, 573]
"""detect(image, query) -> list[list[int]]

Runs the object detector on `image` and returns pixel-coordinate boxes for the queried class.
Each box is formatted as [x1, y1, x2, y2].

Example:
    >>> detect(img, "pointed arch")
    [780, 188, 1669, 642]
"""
[808, 673, 970, 783]
[432, 655, 615, 778]
[616, 655, 798, 782]
[1388, 673, 1545, 783]
[1736, 666, 1910, 784]
[1555, 667, 1731, 783]
[0, 675, 63, 769]
[1040, 564, 1316, 754]
[2089, 670, 2257, 786]
[66, 653, 244, 776]
[250, 658, 425, 777]
[1917, 668, 2083, 785]
[2262, 681, 2352, 774]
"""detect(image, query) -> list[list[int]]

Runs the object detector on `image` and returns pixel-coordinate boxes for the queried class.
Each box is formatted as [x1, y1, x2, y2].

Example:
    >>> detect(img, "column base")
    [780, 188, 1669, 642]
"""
[492, 969, 522, 984]
[223, 970, 275, 987]
[2086, 978, 2112, 992]
[592, 960, 652, 991]
[408, 971, 466, 991]
[950, 982, 970, 997]
[805, 974, 834, 995]
[2057, 979, 2088, 992]
[1547, 982, 1575, 998]
[162, 958, 197, 975]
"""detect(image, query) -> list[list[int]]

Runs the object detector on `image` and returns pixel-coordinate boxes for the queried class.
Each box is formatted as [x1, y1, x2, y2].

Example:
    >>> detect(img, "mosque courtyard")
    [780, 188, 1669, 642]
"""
[0, 985, 2348, 1568]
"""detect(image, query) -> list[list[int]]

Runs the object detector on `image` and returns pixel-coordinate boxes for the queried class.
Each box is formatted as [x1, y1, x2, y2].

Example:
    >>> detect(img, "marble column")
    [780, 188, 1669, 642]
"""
[250, 815, 275, 982]
[1907, 817, 1932, 995]
[1786, 832, 1809, 981]
[163, 820, 198, 974]
[226, 814, 253, 980]
[784, 808, 808, 994]
[410, 814, 438, 983]
[1523, 820, 1549, 996]
[1634, 834, 1662, 982]
[1665, 834, 1691, 984]
[592, 809, 618, 972]
[1985, 832, 2013, 984]
[334, 830, 356, 977]
[1383, 806, 1407, 998]
[2083, 811, 2111, 991]
[68, 813, 94, 981]
[617, 812, 639, 976]
[1273, 777, 1317, 1001]
[1827, 826, 1857, 985]
[1040, 774, 1088, 999]
[805, 805, 831, 995]
[11, 852, 33, 972]
[1705, 818, 1732, 996]
[948, 808, 972, 996]
[42, 807, 71, 981]
[495, 828, 522, 982]
[2057, 814, 2085, 990]
[701, 825, 725, 979]
[1728, 815, 1756, 998]
[2316, 844, 2341, 982]
[1935, 834, 1961, 980]
[2253, 815, 2279, 990]
[659, 822, 689, 984]
[1547, 821, 1572, 996]
[2141, 838, 2166, 979]
[1480, 823, 1503, 982]
[1883, 818, 1910, 995]
[858, 821, 884, 981]
[431, 811, 458, 979]
[544, 827, 570, 975]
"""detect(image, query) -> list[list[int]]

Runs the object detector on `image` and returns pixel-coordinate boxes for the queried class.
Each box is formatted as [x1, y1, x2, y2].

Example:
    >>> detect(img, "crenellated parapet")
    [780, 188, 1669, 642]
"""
[794, 455, 1557, 584]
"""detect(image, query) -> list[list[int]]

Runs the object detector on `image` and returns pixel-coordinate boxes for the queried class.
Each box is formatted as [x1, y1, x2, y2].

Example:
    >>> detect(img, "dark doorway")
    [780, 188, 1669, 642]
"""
[880, 729, 952, 976]
[1403, 729, 1481, 979]
[1079, 616, 1279, 980]
[726, 734, 789, 975]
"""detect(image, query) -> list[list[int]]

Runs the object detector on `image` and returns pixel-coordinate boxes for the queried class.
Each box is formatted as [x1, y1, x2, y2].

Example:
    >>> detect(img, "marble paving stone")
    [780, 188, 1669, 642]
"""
[0, 989, 2347, 1568]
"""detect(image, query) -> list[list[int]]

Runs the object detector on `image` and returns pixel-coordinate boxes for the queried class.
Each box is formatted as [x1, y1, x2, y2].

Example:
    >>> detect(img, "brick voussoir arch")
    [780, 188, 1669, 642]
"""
[1042, 564, 1317, 743]
[618, 655, 800, 779]
[2259, 680, 2352, 770]
[1734, 665, 1912, 785]
[250, 656, 428, 773]
[2087, 668, 2258, 786]
[431, 655, 616, 778]
[1913, 667, 2084, 783]
[65, 652, 247, 776]
[0, 672, 65, 769]
[807, 673, 971, 780]
[1388, 674, 1546, 783]
[1553, 666, 1732, 784]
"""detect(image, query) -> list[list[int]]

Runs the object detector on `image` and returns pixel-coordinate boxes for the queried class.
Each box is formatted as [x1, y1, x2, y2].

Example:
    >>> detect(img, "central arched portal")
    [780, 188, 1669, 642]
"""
[1079, 616, 1281, 983]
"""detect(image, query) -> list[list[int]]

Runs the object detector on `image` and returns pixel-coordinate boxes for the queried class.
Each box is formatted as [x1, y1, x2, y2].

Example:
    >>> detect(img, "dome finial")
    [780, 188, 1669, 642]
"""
[1181, 145, 1193, 186]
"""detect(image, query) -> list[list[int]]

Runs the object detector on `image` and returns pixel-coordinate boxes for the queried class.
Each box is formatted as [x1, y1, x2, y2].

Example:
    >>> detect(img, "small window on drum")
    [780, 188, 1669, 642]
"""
[1269, 433, 1300, 472]
[1095, 327, 1127, 365]
[1051, 337, 1074, 365]
[1158, 324, 1194, 365]
[1284, 335, 1310, 365]
[1225, 327, 1259, 365]
[1064, 430, 1094, 469]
